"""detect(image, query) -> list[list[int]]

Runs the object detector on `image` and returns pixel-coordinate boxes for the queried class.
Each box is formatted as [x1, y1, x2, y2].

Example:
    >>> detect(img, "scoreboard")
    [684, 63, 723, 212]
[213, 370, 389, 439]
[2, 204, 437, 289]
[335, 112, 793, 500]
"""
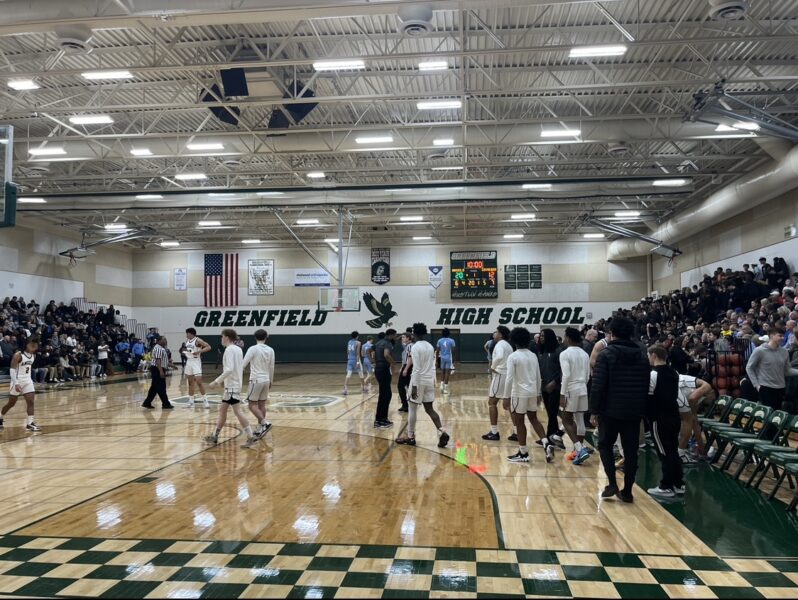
[450, 250, 498, 299]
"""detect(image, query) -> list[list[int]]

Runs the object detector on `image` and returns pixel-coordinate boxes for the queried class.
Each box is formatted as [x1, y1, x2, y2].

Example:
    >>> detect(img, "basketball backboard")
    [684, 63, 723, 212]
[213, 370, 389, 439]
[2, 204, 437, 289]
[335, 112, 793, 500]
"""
[0, 125, 15, 228]
[318, 286, 361, 312]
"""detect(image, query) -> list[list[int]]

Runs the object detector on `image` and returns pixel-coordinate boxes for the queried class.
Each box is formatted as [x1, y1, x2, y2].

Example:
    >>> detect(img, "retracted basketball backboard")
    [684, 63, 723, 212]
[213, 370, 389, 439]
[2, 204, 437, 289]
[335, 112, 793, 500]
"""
[318, 286, 361, 312]
[0, 125, 16, 228]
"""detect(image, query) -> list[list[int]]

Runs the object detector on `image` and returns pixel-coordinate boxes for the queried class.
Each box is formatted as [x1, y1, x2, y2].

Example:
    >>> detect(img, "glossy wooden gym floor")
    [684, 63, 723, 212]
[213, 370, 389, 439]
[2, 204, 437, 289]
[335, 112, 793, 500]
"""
[1, 365, 798, 599]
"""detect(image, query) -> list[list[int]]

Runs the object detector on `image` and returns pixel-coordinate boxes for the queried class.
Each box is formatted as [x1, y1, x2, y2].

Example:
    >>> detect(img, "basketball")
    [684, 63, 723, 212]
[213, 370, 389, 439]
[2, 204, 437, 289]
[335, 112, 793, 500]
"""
[719, 354, 728, 367]
[717, 377, 728, 389]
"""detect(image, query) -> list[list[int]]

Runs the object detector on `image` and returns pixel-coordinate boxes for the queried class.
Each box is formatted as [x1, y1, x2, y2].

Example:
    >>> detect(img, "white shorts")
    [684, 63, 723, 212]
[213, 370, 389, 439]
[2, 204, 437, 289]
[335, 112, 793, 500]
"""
[247, 380, 270, 402]
[410, 383, 435, 404]
[565, 394, 588, 413]
[184, 361, 202, 377]
[677, 394, 690, 414]
[489, 373, 506, 398]
[9, 381, 35, 396]
[510, 396, 535, 414]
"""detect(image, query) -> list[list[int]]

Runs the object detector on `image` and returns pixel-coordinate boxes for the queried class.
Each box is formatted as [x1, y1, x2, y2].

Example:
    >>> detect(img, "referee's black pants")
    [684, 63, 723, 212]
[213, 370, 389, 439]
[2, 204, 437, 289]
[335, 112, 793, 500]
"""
[375, 365, 392, 422]
[143, 366, 171, 407]
[651, 416, 683, 490]
[542, 387, 561, 438]
[397, 369, 411, 410]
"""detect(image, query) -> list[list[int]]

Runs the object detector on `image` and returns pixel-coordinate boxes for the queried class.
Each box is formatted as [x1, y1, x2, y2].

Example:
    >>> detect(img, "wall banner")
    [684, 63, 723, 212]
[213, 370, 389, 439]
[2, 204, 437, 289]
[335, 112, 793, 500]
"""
[293, 269, 331, 287]
[174, 268, 187, 291]
[371, 248, 391, 285]
[248, 259, 275, 296]
[428, 266, 444, 289]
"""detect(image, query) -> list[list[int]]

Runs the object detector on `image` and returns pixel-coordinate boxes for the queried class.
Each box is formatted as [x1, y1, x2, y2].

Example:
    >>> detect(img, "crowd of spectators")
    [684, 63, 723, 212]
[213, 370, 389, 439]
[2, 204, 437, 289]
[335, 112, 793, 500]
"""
[0, 296, 159, 384]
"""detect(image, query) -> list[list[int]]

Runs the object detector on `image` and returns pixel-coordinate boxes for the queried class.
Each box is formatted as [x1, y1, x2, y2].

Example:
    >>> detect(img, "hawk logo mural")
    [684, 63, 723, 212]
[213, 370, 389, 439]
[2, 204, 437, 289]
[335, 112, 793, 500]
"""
[363, 292, 397, 329]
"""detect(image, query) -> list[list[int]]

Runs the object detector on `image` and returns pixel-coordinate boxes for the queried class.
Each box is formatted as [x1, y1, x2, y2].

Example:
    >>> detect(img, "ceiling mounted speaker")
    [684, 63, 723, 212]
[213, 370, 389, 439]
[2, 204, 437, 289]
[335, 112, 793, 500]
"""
[708, 0, 749, 20]
[53, 24, 92, 52]
[398, 4, 434, 36]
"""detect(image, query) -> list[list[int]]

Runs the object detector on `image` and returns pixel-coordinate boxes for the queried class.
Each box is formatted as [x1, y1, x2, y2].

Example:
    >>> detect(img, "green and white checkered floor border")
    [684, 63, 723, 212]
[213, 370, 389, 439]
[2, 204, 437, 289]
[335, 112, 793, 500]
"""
[0, 535, 796, 598]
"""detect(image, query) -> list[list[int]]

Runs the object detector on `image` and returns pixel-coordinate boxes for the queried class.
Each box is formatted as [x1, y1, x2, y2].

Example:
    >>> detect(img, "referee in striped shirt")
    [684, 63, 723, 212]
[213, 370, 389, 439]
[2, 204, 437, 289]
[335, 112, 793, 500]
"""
[142, 337, 174, 409]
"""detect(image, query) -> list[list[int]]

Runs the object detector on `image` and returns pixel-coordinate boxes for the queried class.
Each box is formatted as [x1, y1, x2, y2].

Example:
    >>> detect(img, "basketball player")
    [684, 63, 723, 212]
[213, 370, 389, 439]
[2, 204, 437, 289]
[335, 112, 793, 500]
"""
[183, 328, 210, 408]
[677, 373, 713, 465]
[205, 329, 257, 449]
[343, 331, 364, 395]
[482, 326, 514, 441]
[362, 336, 375, 393]
[395, 322, 449, 448]
[436, 328, 456, 394]
[243, 329, 275, 439]
[0, 337, 41, 432]
[503, 327, 552, 462]
[560, 328, 591, 465]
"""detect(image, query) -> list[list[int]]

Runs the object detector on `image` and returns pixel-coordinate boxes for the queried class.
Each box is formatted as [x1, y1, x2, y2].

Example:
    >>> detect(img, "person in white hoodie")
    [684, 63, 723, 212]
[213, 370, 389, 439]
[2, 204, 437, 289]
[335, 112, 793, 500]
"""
[243, 328, 276, 439]
[559, 327, 592, 466]
[204, 329, 257, 449]
[482, 326, 516, 441]
[504, 327, 552, 463]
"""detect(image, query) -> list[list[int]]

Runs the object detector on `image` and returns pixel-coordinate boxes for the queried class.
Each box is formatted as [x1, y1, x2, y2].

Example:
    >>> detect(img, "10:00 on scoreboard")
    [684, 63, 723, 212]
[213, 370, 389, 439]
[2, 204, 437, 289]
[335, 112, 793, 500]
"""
[450, 251, 498, 299]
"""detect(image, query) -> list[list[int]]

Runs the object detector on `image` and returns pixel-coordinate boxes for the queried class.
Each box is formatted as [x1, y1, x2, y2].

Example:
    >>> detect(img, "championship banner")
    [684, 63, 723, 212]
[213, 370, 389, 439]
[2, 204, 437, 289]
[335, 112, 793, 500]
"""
[248, 259, 275, 296]
[428, 265, 444, 289]
[371, 248, 391, 285]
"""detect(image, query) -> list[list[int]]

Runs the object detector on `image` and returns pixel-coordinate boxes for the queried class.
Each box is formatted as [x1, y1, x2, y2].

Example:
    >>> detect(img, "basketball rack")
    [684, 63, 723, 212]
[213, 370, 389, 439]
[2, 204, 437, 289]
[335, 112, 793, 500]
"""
[318, 286, 361, 313]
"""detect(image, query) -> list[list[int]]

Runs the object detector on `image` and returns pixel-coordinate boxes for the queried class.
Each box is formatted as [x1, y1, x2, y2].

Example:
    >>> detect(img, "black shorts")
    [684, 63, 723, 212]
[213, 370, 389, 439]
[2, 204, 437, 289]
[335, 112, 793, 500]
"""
[222, 390, 241, 405]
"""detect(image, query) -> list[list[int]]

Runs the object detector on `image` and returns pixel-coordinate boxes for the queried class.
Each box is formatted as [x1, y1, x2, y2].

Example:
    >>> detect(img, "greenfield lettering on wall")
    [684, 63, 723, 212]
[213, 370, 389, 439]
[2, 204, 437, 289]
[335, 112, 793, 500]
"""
[436, 306, 585, 326]
[194, 309, 328, 328]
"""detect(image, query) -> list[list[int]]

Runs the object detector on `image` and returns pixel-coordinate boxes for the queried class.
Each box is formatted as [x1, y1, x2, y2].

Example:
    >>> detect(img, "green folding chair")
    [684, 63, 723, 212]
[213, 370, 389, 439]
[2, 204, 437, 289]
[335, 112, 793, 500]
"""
[698, 395, 733, 429]
[704, 399, 756, 452]
[712, 403, 770, 466]
[719, 409, 787, 478]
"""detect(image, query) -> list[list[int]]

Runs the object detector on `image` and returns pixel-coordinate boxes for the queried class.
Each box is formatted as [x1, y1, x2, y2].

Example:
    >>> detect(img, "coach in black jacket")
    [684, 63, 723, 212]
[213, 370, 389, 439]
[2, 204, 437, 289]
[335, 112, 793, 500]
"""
[589, 317, 650, 503]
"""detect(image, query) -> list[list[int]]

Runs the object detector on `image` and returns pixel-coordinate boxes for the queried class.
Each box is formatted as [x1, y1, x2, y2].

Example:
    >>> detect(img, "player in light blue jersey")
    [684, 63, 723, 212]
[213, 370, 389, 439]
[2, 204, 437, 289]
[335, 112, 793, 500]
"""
[361, 336, 375, 393]
[343, 331, 364, 395]
[436, 328, 456, 394]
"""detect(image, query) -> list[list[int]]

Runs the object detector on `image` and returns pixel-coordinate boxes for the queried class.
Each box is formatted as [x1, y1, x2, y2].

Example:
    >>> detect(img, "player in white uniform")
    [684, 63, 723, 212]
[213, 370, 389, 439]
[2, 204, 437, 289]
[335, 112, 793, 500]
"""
[677, 373, 713, 464]
[205, 329, 258, 449]
[0, 337, 41, 432]
[243, 329, 275, 439]
[559, 328, 592, 465]
[183, 328, 210, 408]
[395, 322, 449, 448]
[482, 326, 515, 441]
[504, 327, 552, 462]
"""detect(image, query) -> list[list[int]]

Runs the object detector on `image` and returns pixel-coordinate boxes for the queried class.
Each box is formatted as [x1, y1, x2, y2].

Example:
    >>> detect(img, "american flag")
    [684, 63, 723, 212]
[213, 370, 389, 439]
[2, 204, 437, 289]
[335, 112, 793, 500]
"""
[204, 253, 239, 307]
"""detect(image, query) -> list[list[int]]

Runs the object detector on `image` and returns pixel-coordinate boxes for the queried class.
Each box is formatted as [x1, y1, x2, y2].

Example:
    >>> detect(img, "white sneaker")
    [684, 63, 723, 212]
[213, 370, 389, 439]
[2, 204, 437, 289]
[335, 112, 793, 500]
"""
[674, 485, 686, 495]
[203, 398, 210, 409]
[241, 436, 259, 449]
[187, 399, 195, 408]
[647, 486, 676, 498]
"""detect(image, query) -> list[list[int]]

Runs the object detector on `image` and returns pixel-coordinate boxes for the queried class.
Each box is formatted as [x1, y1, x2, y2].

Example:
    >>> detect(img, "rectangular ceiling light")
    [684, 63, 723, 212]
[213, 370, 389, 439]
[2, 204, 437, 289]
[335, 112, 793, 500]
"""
[242, 239, 261, 244]
[386, 188, 413, 192]
[28, 147, 66, 156]
[433, 138, 455, 146]
[81, 70, 134, 80]
[417, 100, 462, 110]
[431, 166, 463, 171]
[198, 220, 221, 227]
[160, 241, 180, 247]
[296, 218, 320, 225]
[504, 234, 524, 239]
[652, 178, 689, 187]
[324, 238, 340, 243]
[130, 148, 152, 156]
[400, 215, 424, 222]
[522, 183, 552, 190]
[312, 59, 365, 71]
[355, 135, 394, 144]
[716, 122, 759, 132]
[306, 171, 325, 179]
[418, 61, 448, 71]
[569, 45, 627, 58]
[186, 142, 224, 151]
[208, 192, 235, 197]
[136, 194, 162, 199]
[583, 233, 606, 238]
[8, 79, 39, 90]
[105, 223, 127, 230]
[69, 115, 113, 125]
[413, 236, 432, 240]
[615, 210, 640, 217]
[540, 129, 580, 138]
[256, 191, 285, 196]
[511, 213, 536, 220]
[19, 197, 46, 204]
[175, 173, 207, 180]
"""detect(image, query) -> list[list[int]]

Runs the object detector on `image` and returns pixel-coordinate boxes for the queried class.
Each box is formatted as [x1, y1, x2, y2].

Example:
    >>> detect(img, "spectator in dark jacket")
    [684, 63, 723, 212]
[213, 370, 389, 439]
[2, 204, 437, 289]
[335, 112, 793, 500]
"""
[589, 317, 650, 503]
[538, 329, 564, 445]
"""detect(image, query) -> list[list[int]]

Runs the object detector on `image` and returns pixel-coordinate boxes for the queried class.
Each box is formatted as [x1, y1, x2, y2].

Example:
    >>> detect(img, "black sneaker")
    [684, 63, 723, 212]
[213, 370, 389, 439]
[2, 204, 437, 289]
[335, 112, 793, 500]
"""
[550, 436, 566, 450]
[0, 419, 4, 431]
[601, 485, 619, 499]
[26, 423, 41, 432]
[481, 432, 500, 441]
[396, 436, 416, 445]
[508, 433, 518, 442]
[618, 490, 634, 503]
[535, 439, 543, 446]
[383, 419, 393, 426]
[374, 421, 393, 429]
[162, 404, 174, 410]
[398, 406, 409, 413]
[544, 443, 554, 463]
[438, 432, 450, 448]
[141, 403, 154, 409]
[257, 423, 273, 439]
[507, 451, 529, 463]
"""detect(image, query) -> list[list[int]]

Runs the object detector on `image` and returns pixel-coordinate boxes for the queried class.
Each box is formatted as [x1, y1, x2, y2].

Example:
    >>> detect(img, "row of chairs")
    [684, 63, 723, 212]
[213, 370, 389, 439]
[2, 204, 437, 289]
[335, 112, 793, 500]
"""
[699, 395, 798, 510]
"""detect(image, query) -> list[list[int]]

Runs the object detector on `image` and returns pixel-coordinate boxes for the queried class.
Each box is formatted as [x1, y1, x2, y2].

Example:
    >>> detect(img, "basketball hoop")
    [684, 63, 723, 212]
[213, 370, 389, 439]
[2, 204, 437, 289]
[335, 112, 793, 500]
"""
[68, 252, 77, 267]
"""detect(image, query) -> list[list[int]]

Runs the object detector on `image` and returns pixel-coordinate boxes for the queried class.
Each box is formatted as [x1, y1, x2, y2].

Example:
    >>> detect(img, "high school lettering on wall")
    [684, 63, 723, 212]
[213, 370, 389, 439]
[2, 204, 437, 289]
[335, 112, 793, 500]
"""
[193, 304, 588, 329]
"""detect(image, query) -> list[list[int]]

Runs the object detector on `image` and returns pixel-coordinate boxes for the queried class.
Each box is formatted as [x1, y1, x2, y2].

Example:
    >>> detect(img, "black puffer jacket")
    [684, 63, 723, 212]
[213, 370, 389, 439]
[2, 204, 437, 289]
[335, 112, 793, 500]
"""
[589, 339, 650, 420]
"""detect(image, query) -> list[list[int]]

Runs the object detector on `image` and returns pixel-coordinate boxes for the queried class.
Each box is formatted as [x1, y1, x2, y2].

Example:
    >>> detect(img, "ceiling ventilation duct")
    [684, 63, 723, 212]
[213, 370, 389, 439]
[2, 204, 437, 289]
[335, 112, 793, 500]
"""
[201, 82, 241, 126]
[398, 4, 434, 36]
[267, 82, 318, 130]
[53, 24, 92, 52]
[708, 0, 750, 20]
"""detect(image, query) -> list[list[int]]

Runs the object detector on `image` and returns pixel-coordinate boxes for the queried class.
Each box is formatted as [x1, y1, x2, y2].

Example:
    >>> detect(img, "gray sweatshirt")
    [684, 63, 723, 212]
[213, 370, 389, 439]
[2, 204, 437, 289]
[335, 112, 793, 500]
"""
[747, 344, 798, 389]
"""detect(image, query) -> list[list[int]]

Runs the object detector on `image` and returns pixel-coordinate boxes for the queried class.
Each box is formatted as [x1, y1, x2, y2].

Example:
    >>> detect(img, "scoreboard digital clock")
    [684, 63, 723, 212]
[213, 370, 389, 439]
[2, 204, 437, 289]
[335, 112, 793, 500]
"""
[450, 251, 498, 299]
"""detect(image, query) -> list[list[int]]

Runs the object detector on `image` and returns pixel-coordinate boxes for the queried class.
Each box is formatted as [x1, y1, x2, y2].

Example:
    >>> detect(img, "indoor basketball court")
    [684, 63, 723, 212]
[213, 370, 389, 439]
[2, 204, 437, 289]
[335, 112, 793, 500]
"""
[1, 1, 798, 599]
